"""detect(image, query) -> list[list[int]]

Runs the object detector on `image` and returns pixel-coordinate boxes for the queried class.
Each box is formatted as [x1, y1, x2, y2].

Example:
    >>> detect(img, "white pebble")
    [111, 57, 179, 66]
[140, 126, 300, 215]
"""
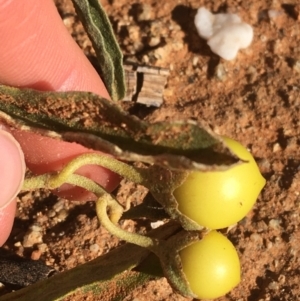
[150, 220, 165, 229]
[194, 7, 253, 60]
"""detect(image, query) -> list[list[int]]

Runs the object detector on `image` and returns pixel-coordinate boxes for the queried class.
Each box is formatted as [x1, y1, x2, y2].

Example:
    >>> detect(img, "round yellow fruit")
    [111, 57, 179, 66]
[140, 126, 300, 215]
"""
[174, 136, 266, 229]
[180, 230, 240, 299]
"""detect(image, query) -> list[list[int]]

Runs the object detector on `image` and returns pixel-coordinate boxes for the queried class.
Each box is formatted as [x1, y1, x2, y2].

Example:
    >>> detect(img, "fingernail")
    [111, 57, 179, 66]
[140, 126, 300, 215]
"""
[0, 130, 25, 208]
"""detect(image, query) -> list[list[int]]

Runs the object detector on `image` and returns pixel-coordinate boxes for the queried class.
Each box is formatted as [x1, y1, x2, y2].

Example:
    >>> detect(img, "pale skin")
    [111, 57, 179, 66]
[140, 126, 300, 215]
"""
[0, 0, 120, 245]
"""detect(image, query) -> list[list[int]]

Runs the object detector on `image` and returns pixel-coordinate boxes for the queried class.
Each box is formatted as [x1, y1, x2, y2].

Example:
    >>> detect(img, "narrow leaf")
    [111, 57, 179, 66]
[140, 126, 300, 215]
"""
[71, 0, 125, 100]
[0, 222, 179, 301]
[0, 85, 240, 171]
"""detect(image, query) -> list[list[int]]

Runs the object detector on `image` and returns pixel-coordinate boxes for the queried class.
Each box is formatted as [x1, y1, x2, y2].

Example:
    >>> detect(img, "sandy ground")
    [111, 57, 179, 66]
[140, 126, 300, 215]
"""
[1, 0, 300, 300]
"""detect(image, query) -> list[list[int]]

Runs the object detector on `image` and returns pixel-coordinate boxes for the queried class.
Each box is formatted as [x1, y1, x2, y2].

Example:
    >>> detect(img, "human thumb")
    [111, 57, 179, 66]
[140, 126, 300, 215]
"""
[0, 128, 25, 208]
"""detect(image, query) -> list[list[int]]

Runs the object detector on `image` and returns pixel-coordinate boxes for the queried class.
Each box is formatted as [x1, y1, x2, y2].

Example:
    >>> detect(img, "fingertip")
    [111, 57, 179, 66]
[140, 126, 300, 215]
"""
[0, 0, 110, 97]
[0, 199, 16, 246]
[0, 129, 25, 208]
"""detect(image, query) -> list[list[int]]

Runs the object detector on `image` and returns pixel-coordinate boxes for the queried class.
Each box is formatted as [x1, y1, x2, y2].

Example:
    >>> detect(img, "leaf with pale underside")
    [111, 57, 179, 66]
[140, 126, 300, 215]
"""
[71, 0, 125, 101]
[0, 85, 240, 171]
[0, 222, 182, 301]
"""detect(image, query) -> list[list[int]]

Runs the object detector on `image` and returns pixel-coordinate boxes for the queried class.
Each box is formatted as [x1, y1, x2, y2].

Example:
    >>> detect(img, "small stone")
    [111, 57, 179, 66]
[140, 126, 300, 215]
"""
[37, 214, 48, 224]
[31, 250, 42, 260]
[53, 200, 65, 212]
[192, 56, 199, 66]
[269, 219, 281, 230]
[47, 209, 56, 218]
[31, 224, 42, 232]
[89, 243, 100, 253]
[215, 64, 227, 81]
[247, 65, 258, 83]
[250, 233, 263, 244]
[38, 243, 48, 253]
[63, 16, 74, 27]
[268, 281, 279, 290]
[23, 231, 43, 248]
[128, 25, 140, 41]
[258, 158, 271, 173]
[14, 241, 22, 247]
[266, 241, 273, 249]
[57, 209, 68, 222]
[148, 36, 161, 47]
[150, 220, 165, 229]
[293, 60, 300, 74]
[278, 274, 286, 284]
[256, 220, 268, 232]
[273, 143, 281, 152]
[142, 55, 149, 64]
[136, 4, 153, 21]
[149, 20, 163, 37]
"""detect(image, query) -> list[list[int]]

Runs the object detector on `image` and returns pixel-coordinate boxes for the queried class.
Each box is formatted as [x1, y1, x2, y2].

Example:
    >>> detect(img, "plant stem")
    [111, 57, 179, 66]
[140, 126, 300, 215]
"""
[66, 174, 124, 224]
[65, 173, 107, 196]
[49, 153, 144, 188]
[96, 194, 157, 249]
[22, 153, 144, 193]
[22, 174, 50, 191]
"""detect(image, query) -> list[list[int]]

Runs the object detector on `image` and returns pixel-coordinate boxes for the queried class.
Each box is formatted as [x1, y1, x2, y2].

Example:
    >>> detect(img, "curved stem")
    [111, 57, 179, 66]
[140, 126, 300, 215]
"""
[66, 174, 124, 224]
[65, 174, 107, 197]
[96, 194, 157, 249]
[49, 153, 144, 188]
[22, 172, 125, 224]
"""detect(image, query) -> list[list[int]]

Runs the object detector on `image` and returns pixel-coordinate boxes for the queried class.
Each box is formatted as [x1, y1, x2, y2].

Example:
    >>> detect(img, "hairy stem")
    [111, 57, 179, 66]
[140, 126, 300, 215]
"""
[65, 173, 107, 197]
[49, 153, 144, 188]
[66, 174, 124, 223]
[22, 174, 51, 191]
[96, 194, 157, 249]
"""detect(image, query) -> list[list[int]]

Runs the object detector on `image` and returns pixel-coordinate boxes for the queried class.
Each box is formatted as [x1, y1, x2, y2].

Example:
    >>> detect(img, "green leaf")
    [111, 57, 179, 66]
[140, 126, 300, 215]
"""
[71, 0, 125, 100]
[0, 222, 179, 301]
[0, 85, 240, 171]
